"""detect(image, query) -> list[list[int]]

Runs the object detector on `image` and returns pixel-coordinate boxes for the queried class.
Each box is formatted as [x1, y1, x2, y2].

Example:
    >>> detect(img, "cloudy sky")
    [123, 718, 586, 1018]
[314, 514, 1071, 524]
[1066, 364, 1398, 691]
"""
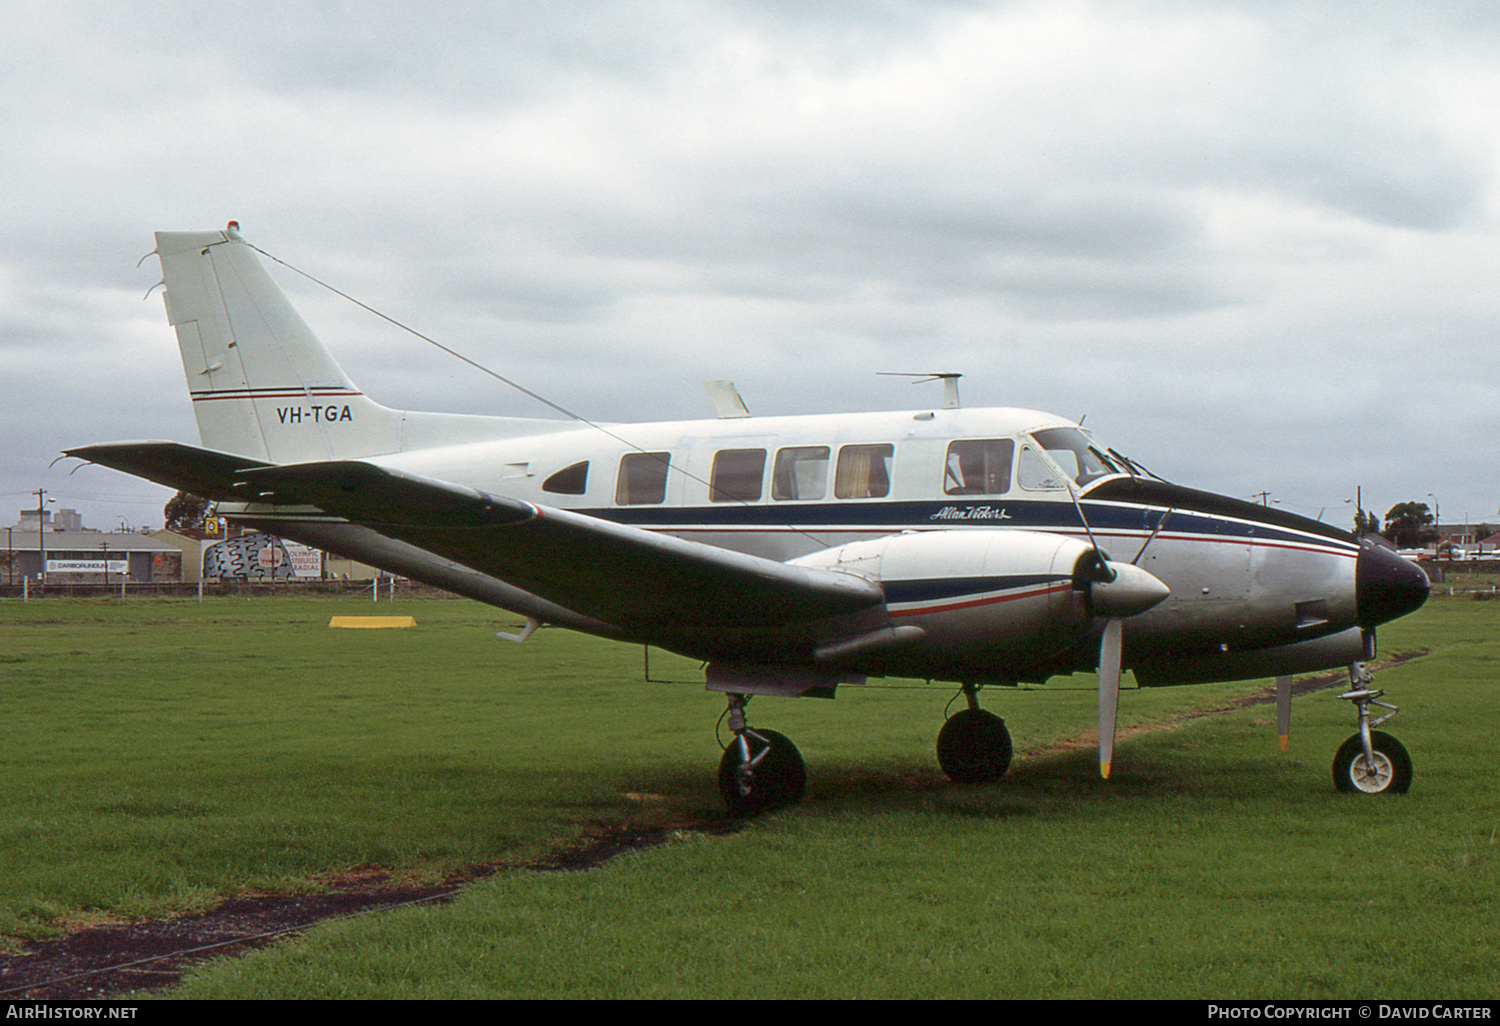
[4, 0, 1499, 536]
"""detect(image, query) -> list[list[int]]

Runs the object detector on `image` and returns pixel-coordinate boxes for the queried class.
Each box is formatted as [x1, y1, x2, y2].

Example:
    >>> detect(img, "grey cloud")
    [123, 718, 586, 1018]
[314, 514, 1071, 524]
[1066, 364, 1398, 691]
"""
[5, 0, 1500, 529]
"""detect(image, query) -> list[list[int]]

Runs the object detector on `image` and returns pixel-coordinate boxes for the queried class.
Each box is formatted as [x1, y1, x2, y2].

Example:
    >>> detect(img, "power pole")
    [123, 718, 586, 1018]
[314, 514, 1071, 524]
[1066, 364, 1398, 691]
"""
[34, 488, 48, 589]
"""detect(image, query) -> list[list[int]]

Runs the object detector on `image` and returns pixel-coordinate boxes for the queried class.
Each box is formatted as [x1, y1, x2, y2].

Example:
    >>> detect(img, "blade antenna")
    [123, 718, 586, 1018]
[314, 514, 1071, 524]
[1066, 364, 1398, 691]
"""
[876, 372, 962, 409]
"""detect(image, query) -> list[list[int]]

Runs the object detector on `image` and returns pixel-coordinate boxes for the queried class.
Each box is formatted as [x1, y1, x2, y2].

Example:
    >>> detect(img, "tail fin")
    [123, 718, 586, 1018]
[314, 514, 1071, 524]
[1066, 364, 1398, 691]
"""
[154, 224, 404, 463]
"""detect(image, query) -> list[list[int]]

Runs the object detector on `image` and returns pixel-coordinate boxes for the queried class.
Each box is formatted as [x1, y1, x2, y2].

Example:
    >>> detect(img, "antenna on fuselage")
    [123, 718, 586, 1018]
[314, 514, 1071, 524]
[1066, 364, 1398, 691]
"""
[877, 372, 962, 409]
[703, 380, 751, 419]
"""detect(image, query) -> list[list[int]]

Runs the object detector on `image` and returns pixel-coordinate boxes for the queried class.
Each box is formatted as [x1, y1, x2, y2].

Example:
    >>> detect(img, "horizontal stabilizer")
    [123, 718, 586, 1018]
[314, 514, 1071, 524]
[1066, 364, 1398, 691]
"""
[64, 441, 274, 501]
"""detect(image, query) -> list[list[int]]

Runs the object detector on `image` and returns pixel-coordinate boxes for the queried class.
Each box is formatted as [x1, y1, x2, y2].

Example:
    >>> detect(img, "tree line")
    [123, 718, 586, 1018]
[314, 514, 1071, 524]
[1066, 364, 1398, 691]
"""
[1365, 502, 1493, 551]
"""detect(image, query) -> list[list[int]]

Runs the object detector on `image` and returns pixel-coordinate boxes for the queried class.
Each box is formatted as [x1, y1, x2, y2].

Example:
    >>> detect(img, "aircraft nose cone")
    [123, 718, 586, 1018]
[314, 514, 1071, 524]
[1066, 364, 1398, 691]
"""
[1356, 536, 1429, 628]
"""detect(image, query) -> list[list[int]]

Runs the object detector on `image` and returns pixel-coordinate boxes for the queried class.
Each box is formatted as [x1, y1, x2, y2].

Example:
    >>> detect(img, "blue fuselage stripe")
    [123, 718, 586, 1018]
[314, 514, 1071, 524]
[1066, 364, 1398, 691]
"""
[584, 500, 1355, 554]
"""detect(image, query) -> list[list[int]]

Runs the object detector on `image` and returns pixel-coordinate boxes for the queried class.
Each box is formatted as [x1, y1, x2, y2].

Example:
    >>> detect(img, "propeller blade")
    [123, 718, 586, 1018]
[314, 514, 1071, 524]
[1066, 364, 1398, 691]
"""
[1098, 617, 1123, 779]
[1275, 674, 1292, 752]
[1080, 558, 1167, 781]
[1065, 483, 1113, 581]
[1131, 507, 1174, 566]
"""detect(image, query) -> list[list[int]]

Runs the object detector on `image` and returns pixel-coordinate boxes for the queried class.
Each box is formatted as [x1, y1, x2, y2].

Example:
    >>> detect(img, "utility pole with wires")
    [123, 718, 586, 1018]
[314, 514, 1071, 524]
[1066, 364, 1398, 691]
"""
[34, 488, 53, 589]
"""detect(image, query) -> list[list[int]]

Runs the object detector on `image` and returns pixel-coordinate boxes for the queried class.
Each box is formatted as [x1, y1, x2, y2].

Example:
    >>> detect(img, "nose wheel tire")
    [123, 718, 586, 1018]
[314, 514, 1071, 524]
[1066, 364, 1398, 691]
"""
[719, 728, 806, 817]
[1332, 730, 1412, 794]
[936, 708, 1013, 783]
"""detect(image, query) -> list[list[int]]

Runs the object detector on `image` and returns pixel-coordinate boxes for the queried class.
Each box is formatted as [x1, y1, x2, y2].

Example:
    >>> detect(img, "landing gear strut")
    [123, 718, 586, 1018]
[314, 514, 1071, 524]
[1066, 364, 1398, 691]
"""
[718, 694, 806, 817]
[1332, 662, 1412, 794]
[936, 685, 1013, 783]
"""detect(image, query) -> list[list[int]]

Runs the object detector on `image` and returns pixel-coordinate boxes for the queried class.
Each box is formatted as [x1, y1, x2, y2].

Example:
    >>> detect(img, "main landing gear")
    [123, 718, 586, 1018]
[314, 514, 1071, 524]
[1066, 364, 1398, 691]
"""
[1332, 662, 1412, 795]
[715, 686, 1018, 816]
[718, 694, 806, 818]
[936, 684, 1013, 783]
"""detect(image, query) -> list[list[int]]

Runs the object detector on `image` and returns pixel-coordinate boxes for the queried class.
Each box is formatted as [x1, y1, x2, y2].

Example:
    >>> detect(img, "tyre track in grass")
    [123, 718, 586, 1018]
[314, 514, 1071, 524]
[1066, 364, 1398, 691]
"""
[0, 821, 742, 1000]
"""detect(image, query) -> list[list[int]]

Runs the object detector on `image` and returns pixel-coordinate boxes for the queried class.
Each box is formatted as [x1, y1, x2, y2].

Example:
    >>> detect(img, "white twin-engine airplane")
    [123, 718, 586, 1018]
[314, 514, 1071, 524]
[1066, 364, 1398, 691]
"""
[69, 223, 1430, 815]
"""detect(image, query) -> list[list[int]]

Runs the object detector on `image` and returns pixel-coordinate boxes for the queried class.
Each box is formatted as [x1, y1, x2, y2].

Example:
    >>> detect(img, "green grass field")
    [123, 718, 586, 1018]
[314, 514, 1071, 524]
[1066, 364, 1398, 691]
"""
[2, 593, 1496, 998]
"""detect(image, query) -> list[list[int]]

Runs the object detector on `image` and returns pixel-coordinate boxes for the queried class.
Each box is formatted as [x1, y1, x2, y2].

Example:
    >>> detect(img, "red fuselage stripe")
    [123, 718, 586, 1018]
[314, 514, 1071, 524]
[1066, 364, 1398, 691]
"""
[190, 390, 363, 401]
[888, 581, 1075, 618]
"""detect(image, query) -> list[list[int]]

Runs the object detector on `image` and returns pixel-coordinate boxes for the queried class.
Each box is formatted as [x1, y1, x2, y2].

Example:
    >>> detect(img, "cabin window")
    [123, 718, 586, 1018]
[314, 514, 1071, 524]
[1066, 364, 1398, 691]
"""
[710, 448, 767, 502]
[615, 452, 670, 505]
[772, 446, 830, 501]
[944, 439, 1014, 495]
[834, 443, 894, 499]
[542, 461, 589, 495]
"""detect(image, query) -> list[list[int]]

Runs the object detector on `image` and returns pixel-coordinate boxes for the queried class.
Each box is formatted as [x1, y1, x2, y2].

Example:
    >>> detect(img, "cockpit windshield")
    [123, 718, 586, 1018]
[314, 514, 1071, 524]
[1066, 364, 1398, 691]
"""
[1029, 427, 1124, 487]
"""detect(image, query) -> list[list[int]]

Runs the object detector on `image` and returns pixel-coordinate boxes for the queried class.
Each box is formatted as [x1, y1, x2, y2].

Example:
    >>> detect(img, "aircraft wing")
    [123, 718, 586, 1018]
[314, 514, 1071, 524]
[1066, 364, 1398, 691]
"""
[68, 441, 884, 633]
[239, 460, 883, 631]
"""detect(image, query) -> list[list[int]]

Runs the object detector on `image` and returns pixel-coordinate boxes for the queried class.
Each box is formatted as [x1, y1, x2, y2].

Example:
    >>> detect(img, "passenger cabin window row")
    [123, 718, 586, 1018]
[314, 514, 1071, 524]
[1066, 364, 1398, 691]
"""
[613, 439, 1007, 505]
[541, 432, 1115, 506]
[715, 444, 895, 503]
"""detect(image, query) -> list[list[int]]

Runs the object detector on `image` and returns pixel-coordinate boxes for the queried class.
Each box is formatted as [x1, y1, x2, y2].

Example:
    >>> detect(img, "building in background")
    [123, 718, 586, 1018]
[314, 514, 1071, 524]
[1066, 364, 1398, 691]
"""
[4, 509, 385, 587]
[5, 509, 181, 584]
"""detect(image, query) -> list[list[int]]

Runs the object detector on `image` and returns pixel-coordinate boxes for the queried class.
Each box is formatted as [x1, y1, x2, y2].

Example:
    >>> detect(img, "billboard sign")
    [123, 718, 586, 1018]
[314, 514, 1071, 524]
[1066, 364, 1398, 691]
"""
[204, 533, 323, 580]
[47, 560, 129, 574]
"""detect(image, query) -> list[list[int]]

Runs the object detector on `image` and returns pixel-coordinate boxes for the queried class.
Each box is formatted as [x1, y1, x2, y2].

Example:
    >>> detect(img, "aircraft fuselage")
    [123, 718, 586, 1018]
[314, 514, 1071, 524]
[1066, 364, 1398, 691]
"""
[221, 403, 1422, 687]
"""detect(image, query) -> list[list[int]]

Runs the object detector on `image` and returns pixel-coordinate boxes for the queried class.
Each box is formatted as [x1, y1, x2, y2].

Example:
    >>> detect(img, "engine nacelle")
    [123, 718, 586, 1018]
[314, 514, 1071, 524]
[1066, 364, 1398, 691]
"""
[790, 530, 1102, 677]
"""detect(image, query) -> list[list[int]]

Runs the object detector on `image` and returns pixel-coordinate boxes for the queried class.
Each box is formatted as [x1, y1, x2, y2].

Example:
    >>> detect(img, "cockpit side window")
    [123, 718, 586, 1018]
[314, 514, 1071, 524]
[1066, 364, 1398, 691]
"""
[1029, 427, 1121, 486]
[944, 439, 1014, 495]
[772, 446, 829, 501]
[834, 443, 894, 499]
[1017, 446, 1066, 491]
[615, 452, 671, 505]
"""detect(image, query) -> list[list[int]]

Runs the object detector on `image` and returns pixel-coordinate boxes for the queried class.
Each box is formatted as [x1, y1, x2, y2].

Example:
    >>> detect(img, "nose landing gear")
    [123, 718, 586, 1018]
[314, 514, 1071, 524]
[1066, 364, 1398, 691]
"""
[1332, 663, 1412, 795]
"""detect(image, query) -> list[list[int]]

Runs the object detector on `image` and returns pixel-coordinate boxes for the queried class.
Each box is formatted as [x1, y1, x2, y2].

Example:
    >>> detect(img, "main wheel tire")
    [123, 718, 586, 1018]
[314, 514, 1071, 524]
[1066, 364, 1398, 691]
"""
[718, 728, 806, 817]
[936, 708, 1013, 783]
[1332, 730, 1413, 794]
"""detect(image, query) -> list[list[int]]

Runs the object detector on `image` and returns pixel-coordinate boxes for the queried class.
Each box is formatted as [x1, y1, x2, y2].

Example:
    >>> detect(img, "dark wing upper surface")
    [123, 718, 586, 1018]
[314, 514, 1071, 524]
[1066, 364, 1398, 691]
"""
[66, 442, 883, 634]
[240, 460, 882, 631]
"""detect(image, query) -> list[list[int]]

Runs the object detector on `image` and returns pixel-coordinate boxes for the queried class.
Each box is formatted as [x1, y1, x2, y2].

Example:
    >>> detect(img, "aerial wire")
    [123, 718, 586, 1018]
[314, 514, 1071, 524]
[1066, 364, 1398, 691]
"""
[245, 241, 844, 549]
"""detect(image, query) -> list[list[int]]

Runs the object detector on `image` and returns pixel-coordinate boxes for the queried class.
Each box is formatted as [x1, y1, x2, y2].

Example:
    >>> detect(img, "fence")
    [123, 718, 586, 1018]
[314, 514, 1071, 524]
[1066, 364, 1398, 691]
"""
[0, 578, 460, 600]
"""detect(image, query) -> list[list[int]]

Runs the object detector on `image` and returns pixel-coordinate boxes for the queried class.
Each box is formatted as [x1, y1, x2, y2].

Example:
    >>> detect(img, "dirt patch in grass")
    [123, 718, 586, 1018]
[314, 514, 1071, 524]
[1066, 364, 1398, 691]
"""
[0, 821, 740, 1000]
